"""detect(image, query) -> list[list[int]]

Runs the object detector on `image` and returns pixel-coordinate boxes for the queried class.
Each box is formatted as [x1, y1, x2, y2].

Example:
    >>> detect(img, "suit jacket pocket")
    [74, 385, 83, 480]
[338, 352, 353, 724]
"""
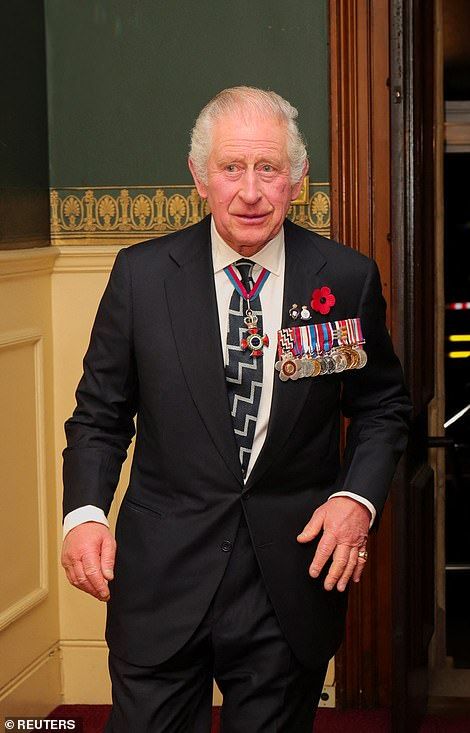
[123, 497, 165, 518]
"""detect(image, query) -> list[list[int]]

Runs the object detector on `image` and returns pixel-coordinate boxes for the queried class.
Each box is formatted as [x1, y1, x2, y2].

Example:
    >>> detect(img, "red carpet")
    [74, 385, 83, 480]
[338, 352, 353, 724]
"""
[48, 705, 470, 732]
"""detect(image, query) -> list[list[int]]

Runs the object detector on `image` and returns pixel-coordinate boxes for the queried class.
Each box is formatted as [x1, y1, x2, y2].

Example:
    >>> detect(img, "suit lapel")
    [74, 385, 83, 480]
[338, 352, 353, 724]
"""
[164, 218, 243, 485]
[245, 221, 327, 490]
[164, 217, 329, 490]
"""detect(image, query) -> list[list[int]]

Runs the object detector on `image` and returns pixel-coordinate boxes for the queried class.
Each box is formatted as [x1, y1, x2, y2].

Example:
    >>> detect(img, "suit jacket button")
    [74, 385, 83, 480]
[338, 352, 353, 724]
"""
[221, 540, 232, 552]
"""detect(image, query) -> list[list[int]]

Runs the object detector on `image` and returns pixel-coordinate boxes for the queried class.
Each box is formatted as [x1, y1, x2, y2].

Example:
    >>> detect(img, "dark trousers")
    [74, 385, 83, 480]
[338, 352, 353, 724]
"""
[105, 514, 327, 733]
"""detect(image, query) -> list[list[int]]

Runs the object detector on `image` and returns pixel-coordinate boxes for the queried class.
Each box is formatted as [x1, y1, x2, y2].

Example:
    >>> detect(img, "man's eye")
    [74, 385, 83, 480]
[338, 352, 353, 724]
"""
[262, 164, 274, 173]
[226, 164, 237, 172]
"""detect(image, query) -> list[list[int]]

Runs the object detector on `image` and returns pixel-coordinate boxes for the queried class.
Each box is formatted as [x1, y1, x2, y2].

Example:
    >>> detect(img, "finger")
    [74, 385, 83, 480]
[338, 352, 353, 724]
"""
[297, 506, 326, 543]
[323, 544, 352, 590]
[352, 554, 368, 583]
[100, 535, 116, 580]
[81, 551, 110, 599]
[308, 531, 337, 577]
[63, 563, 78, 587]
[70, 559, 87, 587]
[71, 559, 106, 599]
[337, 547, 359, 592]
[75, 577, 104, 600]
[66, 559, 97, 596]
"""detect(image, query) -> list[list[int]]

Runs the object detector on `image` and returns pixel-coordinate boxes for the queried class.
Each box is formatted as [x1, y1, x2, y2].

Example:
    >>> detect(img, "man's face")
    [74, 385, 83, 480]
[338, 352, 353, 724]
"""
[189, 112, 307, 256]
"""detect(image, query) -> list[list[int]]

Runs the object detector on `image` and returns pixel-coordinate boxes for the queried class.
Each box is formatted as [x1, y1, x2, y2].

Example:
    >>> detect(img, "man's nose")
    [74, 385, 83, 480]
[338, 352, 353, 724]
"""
[239, 170, 262, 204]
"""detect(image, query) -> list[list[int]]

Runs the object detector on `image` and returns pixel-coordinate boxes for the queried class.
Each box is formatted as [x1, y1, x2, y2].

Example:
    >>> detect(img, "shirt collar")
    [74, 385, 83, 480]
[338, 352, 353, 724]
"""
[211, 216, 284, 276]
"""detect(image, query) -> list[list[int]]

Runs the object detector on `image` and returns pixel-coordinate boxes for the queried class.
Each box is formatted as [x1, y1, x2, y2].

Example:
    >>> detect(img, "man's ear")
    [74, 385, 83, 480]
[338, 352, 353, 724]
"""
[188, 158, 208, 198]
[290, 159, 309, 201]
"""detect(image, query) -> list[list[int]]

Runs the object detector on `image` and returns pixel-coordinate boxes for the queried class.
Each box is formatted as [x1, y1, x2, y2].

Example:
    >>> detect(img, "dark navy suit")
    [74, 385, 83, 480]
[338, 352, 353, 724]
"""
[63, 216, 411, 730]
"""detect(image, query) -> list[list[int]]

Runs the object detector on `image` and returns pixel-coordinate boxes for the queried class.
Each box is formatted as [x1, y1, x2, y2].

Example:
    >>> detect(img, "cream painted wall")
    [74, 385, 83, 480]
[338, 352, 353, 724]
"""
[52, 246, 131, 704]
[0, 249, 61, 718]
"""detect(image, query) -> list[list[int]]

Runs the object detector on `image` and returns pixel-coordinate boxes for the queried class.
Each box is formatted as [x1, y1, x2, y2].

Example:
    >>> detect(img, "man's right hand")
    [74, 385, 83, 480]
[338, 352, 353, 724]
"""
[61, 522, 116, 601]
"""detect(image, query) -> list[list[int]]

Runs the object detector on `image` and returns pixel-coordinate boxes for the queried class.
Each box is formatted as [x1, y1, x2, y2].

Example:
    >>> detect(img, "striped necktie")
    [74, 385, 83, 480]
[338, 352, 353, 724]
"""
[225, 259, 264, 477]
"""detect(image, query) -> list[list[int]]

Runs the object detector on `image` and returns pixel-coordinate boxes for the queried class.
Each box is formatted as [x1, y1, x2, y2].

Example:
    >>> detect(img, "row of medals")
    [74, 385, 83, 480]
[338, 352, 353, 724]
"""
[275, 344, 367, 382]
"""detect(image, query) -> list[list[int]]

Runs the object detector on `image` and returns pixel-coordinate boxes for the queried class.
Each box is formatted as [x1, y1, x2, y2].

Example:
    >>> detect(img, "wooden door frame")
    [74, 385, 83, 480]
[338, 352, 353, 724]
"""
[329, 0, 394, 708]
[390, 1, 436, 727]
[429, 0, 446, 675]
[330, 0, 438, 718]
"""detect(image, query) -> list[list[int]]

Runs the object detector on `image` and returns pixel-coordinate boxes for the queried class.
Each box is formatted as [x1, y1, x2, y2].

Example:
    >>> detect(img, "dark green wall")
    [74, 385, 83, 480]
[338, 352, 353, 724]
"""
[45, 0, 329, 188]
[0, 1, 50, 249]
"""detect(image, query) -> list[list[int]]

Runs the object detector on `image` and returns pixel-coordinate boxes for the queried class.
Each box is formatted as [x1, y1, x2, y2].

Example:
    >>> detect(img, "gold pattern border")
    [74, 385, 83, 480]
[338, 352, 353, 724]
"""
[50, 179, 330, 245]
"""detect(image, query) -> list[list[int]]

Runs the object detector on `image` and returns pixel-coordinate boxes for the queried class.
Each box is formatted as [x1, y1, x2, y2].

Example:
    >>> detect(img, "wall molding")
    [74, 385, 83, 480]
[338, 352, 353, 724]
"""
[53, 246, 121, 274]
[0, 644, 59, 701]
[0, 330, 48, 631]
[0, 247, 57, 281]
[60, 639, 107, 649]
[0, 643, 61, 719]
[49, 180, 331, 245]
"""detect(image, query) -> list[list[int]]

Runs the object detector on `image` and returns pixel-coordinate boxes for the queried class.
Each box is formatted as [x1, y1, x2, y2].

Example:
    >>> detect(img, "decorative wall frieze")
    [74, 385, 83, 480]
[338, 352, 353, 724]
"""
[50, 180, 330, 245]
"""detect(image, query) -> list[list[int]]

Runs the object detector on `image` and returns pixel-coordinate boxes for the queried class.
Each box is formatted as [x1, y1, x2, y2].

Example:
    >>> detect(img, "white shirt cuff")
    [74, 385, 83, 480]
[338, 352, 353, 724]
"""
[63, 505, 109, 540]
[328, 492, 376, 529]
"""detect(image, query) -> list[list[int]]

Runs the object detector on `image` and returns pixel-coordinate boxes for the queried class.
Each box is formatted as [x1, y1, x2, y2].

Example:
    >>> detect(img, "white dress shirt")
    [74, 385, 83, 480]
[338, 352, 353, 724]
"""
[63, 219, 375, 538]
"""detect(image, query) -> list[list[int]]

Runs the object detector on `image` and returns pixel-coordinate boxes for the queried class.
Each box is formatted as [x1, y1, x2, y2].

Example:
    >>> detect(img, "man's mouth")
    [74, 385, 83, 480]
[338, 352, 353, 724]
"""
[232, 212, 270, 223]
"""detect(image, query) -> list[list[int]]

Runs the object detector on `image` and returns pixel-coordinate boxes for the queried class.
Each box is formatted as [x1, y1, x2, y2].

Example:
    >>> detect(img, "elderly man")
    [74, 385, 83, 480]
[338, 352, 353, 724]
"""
[61, 87, 411, 732]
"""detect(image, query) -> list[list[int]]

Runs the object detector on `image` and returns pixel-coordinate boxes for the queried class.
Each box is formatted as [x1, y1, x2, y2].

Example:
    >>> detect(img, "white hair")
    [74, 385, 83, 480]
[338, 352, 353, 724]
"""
[189, 86, 307, 184]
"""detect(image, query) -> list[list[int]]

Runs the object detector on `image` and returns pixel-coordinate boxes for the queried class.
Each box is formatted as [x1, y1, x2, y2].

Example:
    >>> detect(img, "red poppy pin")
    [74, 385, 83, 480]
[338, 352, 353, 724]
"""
[311, 286, 336, 315]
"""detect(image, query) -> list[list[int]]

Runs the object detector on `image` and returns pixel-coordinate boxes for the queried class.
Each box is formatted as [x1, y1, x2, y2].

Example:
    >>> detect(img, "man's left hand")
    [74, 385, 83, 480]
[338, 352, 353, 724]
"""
[297, 497, 370, 592]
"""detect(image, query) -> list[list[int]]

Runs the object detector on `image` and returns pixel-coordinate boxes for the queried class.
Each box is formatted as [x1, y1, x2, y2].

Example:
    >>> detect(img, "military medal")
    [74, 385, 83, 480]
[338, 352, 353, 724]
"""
[331, 350, 348, 372]
[299, 324, 316, 376]
[302, 358, 315, 377]
[224, 263, 270, 358]
[311, 358, 322, 377]
[319, 355, 335, 374]
[354, 346, 368, 368]
[276, 317, 367, 381]
[346, 346, 359, 369]
[275, 353, 302, 381]
[241, 310, 270, 357]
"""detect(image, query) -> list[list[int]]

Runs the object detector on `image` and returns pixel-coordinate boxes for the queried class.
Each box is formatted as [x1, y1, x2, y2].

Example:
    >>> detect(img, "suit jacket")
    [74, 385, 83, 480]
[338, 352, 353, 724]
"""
[63, 215, 412, 668]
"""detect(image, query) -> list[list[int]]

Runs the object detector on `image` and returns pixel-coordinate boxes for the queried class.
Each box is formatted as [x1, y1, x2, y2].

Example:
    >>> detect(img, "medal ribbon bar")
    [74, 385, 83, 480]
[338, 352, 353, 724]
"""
[277, 318, 365, 359]
[275, 317, 367, 381]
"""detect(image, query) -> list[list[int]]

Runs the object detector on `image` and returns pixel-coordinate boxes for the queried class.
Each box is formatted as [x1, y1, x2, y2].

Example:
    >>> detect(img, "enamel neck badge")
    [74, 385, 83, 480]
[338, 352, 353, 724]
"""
[224, 263, 270, 358]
